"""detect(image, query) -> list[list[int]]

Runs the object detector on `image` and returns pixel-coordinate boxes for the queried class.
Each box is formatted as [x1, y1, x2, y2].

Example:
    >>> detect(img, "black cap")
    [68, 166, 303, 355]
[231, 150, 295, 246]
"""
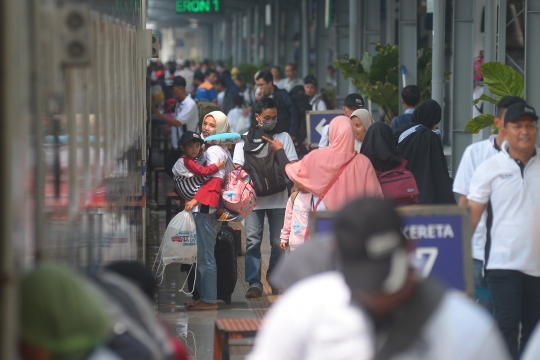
[303, 75, 318, 86]
[335, 198, 407, 295]
[504, 102, 539, 125]
[179, 131, 204, 147]
[344, 93, 365, 108]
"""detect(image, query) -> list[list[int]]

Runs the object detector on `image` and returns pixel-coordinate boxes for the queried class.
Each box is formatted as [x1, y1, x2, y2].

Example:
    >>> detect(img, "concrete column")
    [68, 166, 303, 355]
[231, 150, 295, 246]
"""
[335, 0, 350, 106]
[364, 0, 380, 54]
[254, 6, 260, 64]
[231, 14, 238, 66]
[316, 0, 329, 84]
[483, 0, 497, 138]
[284, 3, 296, 64]
[301, 0, 309, 77]
[386, 0, 396, 45]
[525, 0, 540, 145]
[238, 12, 244, 65]
[246, 8, 252, 64]
[349, 0, 359, 93]
[399, 0, 417, 114]
[273, 0, 280, 65]
[432, 0, 445, 108]
[497, 0, 507, 63]
[451, 0, 476, 175]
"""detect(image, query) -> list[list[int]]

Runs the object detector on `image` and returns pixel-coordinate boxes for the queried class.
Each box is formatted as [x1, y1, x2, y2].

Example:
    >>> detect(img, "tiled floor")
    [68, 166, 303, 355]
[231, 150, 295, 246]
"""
[147, 172, 277, 359]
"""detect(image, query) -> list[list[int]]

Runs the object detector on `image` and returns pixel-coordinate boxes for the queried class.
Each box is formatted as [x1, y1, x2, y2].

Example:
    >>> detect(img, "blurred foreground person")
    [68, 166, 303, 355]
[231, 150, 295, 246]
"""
[19, 263, 118, 360]
[250, 198, 509, 360]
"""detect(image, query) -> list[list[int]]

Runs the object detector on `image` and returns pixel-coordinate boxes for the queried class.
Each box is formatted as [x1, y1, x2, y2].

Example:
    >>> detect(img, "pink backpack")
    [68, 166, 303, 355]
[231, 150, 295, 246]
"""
[222, 168, 257, 219]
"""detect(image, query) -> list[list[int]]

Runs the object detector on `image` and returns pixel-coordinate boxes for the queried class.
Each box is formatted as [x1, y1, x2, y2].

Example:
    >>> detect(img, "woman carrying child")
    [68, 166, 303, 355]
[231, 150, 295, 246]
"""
[183, 111, 234, 311]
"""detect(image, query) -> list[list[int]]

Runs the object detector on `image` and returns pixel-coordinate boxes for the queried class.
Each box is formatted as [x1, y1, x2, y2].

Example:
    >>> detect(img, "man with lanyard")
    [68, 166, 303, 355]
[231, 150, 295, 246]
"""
[468, 102, 540, 359]
[152, 76, 199, 177]
[318, 93, 364, 148]
[249, 198, 510, 360]
[254, 70, 300, 140]
[389, 85, 421, 132]
[453, 96, 525, 311]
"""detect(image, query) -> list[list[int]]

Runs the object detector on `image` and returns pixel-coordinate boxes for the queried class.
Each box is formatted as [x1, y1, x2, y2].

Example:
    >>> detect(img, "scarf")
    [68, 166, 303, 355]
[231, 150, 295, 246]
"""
[360, 122, 402, 172]
[20, 264, 110, 360]
[242, 126, 268, 153]
[285, 116, 383, 210]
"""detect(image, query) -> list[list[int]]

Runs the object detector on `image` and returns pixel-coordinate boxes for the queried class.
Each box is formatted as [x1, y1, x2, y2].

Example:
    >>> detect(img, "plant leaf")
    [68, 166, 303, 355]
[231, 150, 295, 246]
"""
[366, 81, 399, 120]
[481, 62, 524, 98]
[472, 94, 498, 106]
[464, 114, 495, 134]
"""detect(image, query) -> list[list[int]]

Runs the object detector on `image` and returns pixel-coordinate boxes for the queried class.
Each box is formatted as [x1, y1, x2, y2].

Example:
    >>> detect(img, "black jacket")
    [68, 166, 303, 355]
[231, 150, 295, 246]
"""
[251, 85, 300, 137]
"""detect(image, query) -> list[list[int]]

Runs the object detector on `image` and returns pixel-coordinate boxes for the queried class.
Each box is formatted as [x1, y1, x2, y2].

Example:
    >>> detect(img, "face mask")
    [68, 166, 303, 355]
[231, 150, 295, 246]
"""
[261, 119, 278, 132]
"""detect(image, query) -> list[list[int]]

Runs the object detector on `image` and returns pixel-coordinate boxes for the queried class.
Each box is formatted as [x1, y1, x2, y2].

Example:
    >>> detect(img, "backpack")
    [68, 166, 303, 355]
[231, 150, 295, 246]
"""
[242, 138, 287, 197]
[195, 99, 220, 131]
[222, 168, 257, 219]
[376, 160, 419, 206]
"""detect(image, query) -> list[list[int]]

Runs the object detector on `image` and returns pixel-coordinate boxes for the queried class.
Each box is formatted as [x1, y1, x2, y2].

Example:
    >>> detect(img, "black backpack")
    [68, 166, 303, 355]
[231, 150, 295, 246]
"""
[242, 137, 287, 197]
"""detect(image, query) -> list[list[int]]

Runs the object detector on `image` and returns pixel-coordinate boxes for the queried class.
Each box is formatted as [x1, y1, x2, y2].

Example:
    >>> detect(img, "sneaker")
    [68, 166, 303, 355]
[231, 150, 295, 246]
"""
[216, 209, 238, 222]
[186, 300, 218, 311]
[245, 287, 262, 299]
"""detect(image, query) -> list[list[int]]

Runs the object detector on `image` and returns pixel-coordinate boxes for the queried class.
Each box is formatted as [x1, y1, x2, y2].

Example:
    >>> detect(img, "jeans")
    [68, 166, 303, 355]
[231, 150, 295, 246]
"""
[193, 212, 222, 304]
[244, 208, 286, 290]
[486, 270, 540, 359]
[473, 259, 492, 309]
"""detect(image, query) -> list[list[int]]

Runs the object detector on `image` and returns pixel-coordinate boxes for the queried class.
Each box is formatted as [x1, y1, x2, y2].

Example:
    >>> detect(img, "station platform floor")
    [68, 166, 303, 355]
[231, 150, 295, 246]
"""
[146, 173, 276, 359]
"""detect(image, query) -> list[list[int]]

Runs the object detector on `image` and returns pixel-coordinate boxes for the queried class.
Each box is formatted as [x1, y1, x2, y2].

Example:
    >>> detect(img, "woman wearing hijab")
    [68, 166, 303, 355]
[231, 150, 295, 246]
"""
[19, 263, 116, 360]
[183, 110, 234, 311]
[393, 99, 455, 204]
[285, 116, 383, 210]
[349, 109, 375, 153]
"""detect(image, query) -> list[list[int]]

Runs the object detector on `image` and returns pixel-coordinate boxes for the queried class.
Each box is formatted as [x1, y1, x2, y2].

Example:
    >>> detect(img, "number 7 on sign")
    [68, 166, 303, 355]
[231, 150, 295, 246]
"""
[416, 247, 439, 277]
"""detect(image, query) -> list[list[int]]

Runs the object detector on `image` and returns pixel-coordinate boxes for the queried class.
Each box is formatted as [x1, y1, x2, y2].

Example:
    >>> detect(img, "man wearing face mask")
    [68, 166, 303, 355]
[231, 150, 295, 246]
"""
[233, 98, 298, 298]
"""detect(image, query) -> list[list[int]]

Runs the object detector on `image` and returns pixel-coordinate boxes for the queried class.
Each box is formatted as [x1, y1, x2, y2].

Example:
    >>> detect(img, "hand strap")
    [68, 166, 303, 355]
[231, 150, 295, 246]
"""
[314, 155, 356, 211]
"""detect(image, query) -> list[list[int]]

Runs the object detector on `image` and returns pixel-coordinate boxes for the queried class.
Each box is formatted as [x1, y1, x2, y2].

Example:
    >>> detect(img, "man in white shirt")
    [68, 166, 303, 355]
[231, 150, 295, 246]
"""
[175, 60, 194, 94]
[453, 96, 525, 310]
[233, 98, 298, 298]
[249, 198, 510, 360]
[303, 75, 327, 111]
[280, 63, 304, 92]
[468, 102, 540, 359]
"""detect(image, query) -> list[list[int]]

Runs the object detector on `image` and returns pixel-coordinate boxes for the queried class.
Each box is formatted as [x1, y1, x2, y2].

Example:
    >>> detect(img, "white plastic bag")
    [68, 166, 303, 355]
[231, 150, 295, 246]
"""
[153, 211, 198, 287]
[161, 210, 197, 265]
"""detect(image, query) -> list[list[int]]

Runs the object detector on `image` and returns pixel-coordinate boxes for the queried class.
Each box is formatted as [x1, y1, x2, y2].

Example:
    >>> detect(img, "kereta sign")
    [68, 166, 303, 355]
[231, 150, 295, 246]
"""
[176, 0, 222, 13]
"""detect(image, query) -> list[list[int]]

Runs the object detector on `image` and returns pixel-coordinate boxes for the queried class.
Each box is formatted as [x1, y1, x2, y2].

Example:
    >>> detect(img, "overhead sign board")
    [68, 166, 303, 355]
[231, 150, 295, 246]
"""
[305, 110, 343, 148]
[176, 0, 222, 14]
[309, 205, 474, 296]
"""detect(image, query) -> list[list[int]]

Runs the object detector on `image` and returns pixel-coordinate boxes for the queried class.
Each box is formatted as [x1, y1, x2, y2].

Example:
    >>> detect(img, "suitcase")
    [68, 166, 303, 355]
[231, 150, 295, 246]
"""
[215, 226, 238, 304]
[221, 224, 243, 256]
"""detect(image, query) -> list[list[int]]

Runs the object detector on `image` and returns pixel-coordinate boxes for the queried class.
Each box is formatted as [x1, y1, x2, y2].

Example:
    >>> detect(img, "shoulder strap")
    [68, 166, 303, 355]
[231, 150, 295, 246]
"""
[314, 155, 356, 210]
[375, 279, 446, 360]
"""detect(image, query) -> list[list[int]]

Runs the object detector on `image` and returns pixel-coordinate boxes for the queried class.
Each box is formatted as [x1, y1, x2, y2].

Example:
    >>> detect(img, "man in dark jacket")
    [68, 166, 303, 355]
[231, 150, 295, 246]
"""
[253, 70, 300, 138]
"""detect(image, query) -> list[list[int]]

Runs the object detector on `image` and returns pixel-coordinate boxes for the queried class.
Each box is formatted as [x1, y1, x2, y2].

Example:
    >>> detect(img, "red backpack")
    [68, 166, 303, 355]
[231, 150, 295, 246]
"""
[376, 160, 419, 206]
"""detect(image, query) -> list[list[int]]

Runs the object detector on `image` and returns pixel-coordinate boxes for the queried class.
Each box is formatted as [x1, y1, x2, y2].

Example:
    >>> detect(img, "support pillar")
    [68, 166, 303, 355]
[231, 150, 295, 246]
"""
[301, 0, 309, 77]
[316, 0, 329, 85]
[483, 0, 497, 138]
[386, 0, 396, 45]
[246, 8, 252, 64]
[451, 0, 475, 175]
[284, 3, 296, 64]
[525, 0, 540, 145]
[349, 0, 359, 93]
[398, 0, 417, 114]
[254, 6, 260, 64]
[232, 14, 238, 66]
[432, 0, 445, 107]
[497, 0, 507, 63]
[237, 12, 243, 66]
[335, 0, 350, 106]
[364, 0, 380, 55]
[273, 0, 280, 65]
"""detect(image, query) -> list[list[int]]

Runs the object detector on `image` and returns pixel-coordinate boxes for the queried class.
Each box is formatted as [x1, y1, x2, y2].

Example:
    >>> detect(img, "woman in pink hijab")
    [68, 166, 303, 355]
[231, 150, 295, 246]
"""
[285, 116, 383, 210]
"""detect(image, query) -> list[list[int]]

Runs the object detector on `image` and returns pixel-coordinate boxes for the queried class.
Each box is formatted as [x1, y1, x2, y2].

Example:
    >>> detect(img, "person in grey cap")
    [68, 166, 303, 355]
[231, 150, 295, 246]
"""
[251, 198, 509, 360]
[318, 93, 365, 148]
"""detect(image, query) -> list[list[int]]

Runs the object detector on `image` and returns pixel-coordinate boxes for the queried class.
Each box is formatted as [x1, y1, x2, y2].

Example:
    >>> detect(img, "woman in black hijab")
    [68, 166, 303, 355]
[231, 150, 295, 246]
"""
[361, 122, 402, 172]
[393, 99, 455, 204]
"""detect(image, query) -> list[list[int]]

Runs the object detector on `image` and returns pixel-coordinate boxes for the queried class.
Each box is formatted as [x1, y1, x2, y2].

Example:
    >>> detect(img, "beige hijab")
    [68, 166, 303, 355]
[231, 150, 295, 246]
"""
[350, 109, 375, 132]
[202, 110, 230, 138]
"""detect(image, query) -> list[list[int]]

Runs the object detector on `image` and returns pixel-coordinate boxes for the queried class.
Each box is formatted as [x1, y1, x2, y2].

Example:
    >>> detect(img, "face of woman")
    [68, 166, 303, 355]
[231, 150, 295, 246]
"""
[202, 116, 217, 137]
[351, 117, 367, 141]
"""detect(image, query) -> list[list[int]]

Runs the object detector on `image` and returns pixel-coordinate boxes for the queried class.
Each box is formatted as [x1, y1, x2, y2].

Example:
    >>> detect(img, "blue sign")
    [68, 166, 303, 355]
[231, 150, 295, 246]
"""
[309, 206, 473, 295]
[305, 110, 343, 147]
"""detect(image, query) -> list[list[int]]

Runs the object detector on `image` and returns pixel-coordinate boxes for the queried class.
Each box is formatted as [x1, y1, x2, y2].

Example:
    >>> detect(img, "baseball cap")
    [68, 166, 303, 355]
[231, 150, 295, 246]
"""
[335, 198, 408, 295]
[303, 75, 318, 86]
[344, 93, 365, 108]
[504, 102, 539, 125]
[179, 131, 204, 147]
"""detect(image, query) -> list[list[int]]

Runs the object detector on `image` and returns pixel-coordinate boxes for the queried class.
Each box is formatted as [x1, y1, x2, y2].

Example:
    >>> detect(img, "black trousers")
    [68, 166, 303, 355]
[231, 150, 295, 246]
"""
[486, 269, 540, 359]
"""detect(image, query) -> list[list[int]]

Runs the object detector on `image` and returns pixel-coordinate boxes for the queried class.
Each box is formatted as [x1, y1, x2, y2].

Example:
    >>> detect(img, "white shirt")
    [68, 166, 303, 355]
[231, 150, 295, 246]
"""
[171, 95, 199, 149]
[281, 78, 304, 92]
[217, 91, 225, 110]
[233, 132, 298, 209]
[468, 142, 540, 276]
[227, 107, 251, 135]
[310, 94, 327, 111]
[176, 68, 194, 93]
[453, 136, 500, 261]
[249, 272, 510, 360]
